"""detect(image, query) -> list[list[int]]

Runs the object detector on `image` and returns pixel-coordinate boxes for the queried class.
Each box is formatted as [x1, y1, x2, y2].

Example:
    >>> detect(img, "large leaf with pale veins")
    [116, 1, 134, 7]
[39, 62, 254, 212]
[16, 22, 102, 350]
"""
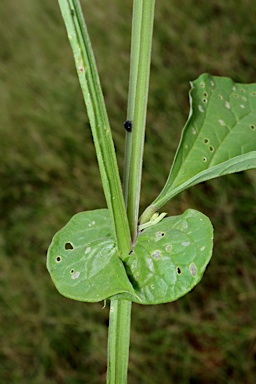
[116, 209, 213, 304]
[47, 209, 213, 304]
[150, 74, 256, 211]
[47, 209, 135, 302]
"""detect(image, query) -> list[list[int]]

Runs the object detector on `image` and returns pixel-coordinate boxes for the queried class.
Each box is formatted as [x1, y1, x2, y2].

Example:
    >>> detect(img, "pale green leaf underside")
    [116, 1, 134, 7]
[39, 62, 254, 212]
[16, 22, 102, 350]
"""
[47, 209, 135, 302]
[152, 74, 256, 210]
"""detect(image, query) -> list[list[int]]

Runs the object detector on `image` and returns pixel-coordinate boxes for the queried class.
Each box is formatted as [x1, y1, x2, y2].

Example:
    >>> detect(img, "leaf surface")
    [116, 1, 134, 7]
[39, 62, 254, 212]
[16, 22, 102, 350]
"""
[151, 74, 256, 210]
[47, 209, 135, 302]
[47, 209, 213, 305]
[117, 209, 213, 304]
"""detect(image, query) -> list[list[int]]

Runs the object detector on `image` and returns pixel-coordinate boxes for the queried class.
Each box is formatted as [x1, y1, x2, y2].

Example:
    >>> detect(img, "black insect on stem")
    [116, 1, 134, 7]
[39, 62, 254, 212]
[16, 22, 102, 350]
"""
[124, 120, 132, 132]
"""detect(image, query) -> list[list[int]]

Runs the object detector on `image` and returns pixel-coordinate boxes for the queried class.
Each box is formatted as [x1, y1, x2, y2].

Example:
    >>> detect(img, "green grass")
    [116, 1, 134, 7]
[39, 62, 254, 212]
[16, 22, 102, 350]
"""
[1, 0, 256, 383]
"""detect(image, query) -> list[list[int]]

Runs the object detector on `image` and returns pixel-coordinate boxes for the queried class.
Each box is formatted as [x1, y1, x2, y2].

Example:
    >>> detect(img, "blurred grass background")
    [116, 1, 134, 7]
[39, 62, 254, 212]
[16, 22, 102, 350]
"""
[1, 0, 256, 383]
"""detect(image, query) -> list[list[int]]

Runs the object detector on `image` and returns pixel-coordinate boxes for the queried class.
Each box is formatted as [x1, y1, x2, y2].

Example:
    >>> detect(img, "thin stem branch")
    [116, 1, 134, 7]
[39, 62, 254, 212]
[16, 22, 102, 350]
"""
[58, 0, 131, 258]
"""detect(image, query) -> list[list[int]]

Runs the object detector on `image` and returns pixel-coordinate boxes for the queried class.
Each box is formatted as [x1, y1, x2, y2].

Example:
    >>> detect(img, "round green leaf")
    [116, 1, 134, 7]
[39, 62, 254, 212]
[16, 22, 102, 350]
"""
[117, 209, 213, 304]
[47, 209, 135, 302]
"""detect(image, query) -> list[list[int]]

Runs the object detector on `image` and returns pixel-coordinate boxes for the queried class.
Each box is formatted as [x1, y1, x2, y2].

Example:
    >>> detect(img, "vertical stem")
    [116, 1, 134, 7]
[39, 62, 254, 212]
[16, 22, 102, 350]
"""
[108, 2, 155, 383]
[107, 300, 132, 384]
[123, 0, 143, 206]
[107, 4, 141, 381]
[58, 1, 155, 384]
[124, 0, 156, 240]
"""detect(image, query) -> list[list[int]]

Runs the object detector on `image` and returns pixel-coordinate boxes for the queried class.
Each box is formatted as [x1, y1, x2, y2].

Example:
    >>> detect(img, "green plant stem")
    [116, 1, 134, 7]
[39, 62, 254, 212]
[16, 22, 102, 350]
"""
[59, 1, 155, 383]
[108, 2, 155, 383]
[123, 0, 143, 207]
[107, 300, 132, 384]
[59, 2, 133, 383]
[124, 0, 156, 241]
[58, 0, 131, 259]
[107, 3, 155, 383]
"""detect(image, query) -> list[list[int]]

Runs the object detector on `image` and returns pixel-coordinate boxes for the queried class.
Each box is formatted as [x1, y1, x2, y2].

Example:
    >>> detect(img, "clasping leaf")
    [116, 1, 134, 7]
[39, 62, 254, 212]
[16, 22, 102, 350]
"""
[117, 209, 213, 304]
[47, 209, 136, 302]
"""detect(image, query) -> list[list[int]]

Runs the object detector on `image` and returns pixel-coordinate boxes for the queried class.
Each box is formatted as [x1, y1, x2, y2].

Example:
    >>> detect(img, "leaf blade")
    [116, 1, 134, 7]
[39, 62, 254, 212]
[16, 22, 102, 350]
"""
[47, 209, 135, 302]
[115, 209, 213, 304]
[150, 74, 256, 210]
